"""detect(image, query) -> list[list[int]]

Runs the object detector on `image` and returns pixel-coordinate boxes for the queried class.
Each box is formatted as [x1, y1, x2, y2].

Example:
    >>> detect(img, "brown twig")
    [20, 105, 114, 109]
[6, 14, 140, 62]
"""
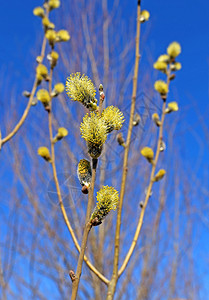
[71, 86, 105, 299]
[118, 66, 172, 278]
[47, 74, 109, 285]
[106, 2, 142, 299]
[71, 159, 97, 300]
[0, 11, 49, 149]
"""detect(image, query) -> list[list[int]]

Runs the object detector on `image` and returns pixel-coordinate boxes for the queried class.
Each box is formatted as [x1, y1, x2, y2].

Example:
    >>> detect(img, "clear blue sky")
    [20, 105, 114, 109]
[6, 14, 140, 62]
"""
[0, 0, 208, 298]
[1, 0, 208, 151]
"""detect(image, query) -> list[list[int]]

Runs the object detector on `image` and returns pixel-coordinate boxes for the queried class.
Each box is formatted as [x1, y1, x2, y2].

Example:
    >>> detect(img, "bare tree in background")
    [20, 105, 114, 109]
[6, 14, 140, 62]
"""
[0, 0, 207, 299]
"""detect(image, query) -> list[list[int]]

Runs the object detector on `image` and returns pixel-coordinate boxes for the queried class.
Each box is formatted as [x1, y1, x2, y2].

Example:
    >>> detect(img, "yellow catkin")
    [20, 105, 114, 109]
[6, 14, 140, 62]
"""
[56, 30, 70, 42]
[153, 169, 166, 182]
[167, 42, 181, 58]
[141, 147, 154, 163]
[37, 147, 51, 162]
[33, 7, 45, 18]
[90, 186, 119, 225]
[154, 80, 168, 95]
[66, 73, 97, 109]
[101, 106, 125, 133]
[36, 89, 50, 103]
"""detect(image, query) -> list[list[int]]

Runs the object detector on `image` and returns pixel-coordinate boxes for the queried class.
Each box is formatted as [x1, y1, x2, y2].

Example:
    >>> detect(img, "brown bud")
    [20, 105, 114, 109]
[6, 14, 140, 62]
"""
[22, 91, 31, 98]
[82, 186, 89, 194]
[69, 270, 76, 282]
[139, 201, 144, 208]
[133, 113, 141, 126]
[169, 74, 176, 81]
[159, 140, 166, 152]
[117, 133, 126, 147]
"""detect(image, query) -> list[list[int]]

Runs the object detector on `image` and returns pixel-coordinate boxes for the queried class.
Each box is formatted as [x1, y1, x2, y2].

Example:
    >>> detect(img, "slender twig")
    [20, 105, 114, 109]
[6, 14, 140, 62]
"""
[1, 80, 36, 148]
[71, 87, 105, 299]
[0, 13, 49, 148]
[118, 66, 172, 278]
[47, 70, 108, 285]
[106, 2, 142, 299]
[71, 159, 97, 300]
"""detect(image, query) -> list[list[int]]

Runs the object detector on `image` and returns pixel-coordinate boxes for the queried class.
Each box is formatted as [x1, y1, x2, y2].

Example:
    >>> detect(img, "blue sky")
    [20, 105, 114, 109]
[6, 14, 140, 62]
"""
[1, 0, 208, 144]
[1, 0, 208, 112]
[0, 0, 208, 298]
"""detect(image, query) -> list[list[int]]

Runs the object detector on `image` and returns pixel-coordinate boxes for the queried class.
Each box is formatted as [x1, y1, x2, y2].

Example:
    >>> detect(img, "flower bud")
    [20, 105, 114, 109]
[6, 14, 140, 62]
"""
[133, 113, 141, 126]
[45, 29, 57, 46]
[153, 61, 167, 72]
[51, 83, 65, 97]
[36, 64, 48, 79]
[48, 0, 60, 10]
[36, 56, 43, 64]
[154, 80, 168, 97]
[22, 91, 31, 98]
[170, 62, 182, 71]
[47, 51, 59, 68]
[157, 54, 170, 63]
[152, 113, 161, 127]
[159, 140, 166, 152]
[31, 98, 38, 106]
[53, 127, 68, 142]
[38, 147, 52, 162]
[153, 169, 166, 182]
[36, 89, 51, 104]
[33, 7, 45, 18]
[116, 133, 125, 147]
[141, 147, 154, 163]
[167, 42, 181, 58]
[140, 10, 150, 23]
[56, 30, 70, 42]
[165, 101, 179, 113]
[77, 159, 92, 190]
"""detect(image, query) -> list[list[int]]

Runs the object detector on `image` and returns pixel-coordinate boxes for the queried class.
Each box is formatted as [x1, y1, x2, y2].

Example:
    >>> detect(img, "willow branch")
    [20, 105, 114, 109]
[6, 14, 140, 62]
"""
[0, 15, 48, 149]
[71, 87, 106, 299]
[47, 71, 108, 289]
[106, 2, 141, 299]
[71, 159, 97, 300]
[118, 67, 172, 278]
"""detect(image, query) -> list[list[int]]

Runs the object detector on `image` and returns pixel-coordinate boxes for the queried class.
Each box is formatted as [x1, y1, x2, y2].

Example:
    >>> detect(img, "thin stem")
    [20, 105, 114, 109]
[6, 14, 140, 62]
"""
[47, 71, 108, 291]
[1, 80, 36, 148]
[118, 67, 171, 278]
[1, 22, 48, 148]
[71, 159, 97, 300]
[71, 85, 105, 299]
[106, 2, 141, 299]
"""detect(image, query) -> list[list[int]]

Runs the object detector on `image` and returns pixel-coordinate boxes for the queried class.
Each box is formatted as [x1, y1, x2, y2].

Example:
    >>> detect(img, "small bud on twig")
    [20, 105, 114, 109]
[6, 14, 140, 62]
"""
[117, 133, 126, 147]
[139, 201, 144, 208]
[82, 186, 89, 194]
[145, 187, 153, 198]
[153, 169, 166, 182]
[141, 147, 154, 163]
[152, 113, 161, 127]
[169, 74, 176, 81]
[69, 270, 76, 282]
[133, 113, 141, 126]
[22, 91, 31, 98]
[159, 140, 166, 152]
